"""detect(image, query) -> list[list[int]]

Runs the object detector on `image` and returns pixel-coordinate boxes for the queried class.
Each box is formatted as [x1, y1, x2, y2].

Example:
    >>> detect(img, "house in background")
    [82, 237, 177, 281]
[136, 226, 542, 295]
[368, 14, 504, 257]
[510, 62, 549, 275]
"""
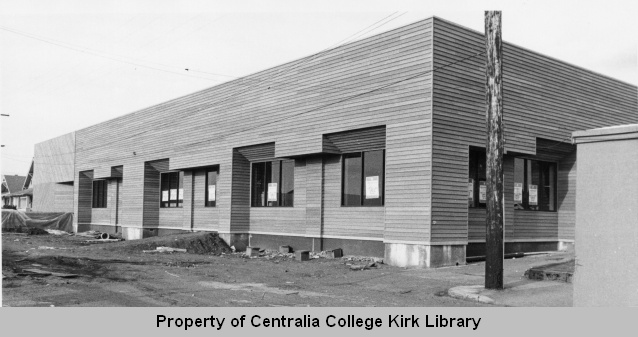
[31, 17, 638, 267]
[2, 174, 31, 211]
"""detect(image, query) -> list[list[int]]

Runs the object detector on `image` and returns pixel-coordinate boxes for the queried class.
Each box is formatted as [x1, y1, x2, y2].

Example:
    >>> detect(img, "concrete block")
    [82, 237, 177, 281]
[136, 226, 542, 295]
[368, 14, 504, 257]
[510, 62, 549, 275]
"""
[246, 246, 260, 257]
[326, 248, 343, 259]
[295, 250, 310, 261]
[279, 245, 291, 253]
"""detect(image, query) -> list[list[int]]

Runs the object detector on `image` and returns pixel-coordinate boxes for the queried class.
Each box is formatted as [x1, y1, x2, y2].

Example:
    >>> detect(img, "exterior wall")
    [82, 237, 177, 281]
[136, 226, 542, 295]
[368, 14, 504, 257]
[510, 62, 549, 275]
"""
[572, 126, 638, 306]
[32, 17, 637, 267]
[51, 18, 433, 258]
[430, 17, 637, 249]
[33, 132, 75, 212]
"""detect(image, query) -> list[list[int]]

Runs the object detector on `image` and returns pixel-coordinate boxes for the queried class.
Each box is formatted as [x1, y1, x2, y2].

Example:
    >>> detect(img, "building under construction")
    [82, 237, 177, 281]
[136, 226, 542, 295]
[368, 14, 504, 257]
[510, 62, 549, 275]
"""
[32, 17, 638, 267]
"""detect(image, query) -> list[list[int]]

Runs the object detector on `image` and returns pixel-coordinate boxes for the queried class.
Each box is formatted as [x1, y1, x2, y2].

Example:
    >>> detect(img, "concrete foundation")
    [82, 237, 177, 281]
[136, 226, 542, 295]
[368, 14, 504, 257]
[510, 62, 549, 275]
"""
[219, 233, 249, 252]
[384, 243, 466, 268]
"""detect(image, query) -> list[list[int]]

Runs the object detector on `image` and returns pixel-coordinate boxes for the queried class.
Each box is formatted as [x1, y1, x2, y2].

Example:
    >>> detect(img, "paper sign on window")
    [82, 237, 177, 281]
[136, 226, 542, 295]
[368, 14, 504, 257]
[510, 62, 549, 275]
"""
[514, 182, 523, 203]
[267, 183, 278, 201]
[178, 188, 183, 200]
[479, 181, 487, 203]
[529, 184, 538, 205]
[208, 185, 216, 201]
[162, 191, 169, 202]
[170, 189, 177, 200]
[365, 176, 379, 199]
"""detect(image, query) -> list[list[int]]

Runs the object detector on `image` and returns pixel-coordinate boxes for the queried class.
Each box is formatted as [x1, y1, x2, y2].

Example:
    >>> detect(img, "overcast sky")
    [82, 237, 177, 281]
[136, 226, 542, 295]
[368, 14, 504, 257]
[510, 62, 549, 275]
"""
[1, 0, 636, 175]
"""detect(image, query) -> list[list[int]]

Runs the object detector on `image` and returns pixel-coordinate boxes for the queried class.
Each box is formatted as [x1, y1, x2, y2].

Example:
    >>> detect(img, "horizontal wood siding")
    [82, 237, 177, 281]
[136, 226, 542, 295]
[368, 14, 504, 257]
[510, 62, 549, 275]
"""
[91, 178, 118, 225]
[431, 17, 637, 243]
[192, 169, 219, 230]
[76, 170, 93, 224]
[305, 156, 323, 237]
[322, 155, 385, 239]
[54, 182, 74, 212]
[229, 149, 250, 233]
[33, 132, 75, 212]
[144, 160, 169, 227]
[324, 126, 386, 153]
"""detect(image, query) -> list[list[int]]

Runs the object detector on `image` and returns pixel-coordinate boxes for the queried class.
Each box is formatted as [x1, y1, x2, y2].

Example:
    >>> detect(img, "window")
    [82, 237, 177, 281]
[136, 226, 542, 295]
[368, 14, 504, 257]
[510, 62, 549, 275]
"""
[514, 158, 556, 211]
[251, 160, 294, 207]
[468, 149, 486, 208]
[160, 171, 183, 208]
[342, 150, 385, 206]
[92, 180, 108, 208]
[205, 168, 218, 207]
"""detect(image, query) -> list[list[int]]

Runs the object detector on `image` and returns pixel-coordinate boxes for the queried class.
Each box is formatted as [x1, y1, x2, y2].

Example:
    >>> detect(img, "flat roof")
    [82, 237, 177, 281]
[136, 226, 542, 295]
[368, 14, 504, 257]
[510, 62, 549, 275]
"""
[572, 124, 638, 144]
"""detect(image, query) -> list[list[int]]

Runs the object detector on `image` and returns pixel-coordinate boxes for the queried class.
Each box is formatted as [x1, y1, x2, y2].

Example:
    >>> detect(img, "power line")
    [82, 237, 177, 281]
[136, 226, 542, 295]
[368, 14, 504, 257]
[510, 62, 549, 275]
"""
[26, 12, 409, 159]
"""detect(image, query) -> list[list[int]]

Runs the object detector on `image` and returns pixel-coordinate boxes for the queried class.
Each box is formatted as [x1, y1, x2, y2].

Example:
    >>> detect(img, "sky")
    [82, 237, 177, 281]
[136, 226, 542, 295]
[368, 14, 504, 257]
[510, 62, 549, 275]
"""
[1, 0, 636, 175]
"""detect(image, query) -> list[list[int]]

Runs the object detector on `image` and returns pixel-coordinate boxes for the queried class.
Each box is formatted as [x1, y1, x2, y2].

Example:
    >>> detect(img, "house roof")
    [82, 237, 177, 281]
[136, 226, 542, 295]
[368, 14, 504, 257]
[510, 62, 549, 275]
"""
[2, 175, 26, 194]
[5, 187, 32, 198]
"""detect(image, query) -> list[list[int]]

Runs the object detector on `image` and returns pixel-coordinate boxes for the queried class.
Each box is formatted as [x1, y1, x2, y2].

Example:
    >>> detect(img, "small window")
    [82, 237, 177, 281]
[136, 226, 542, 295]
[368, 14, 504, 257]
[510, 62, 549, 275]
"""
[342, 150, 385, 207]
[251, 160, 294, 207]
[160, 171, 183, 208]
[205, 168, 218, 207]
[514, 158, 556, 211]
[468, 149, 487, 208]
[92, 180, 108, 208]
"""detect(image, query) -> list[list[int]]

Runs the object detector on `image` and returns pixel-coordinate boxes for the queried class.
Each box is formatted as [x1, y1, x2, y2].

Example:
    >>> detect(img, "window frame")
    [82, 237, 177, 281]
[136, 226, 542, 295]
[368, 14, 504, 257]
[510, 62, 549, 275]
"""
[160, 171, 184, 208]
[92, 179, 108, 208]
[514, 158, 557, 212]
[341, 149, 385, 207]
[205, 168, 218, 207]
[250, 159, 294, 207]
[468, 149, 487, 209]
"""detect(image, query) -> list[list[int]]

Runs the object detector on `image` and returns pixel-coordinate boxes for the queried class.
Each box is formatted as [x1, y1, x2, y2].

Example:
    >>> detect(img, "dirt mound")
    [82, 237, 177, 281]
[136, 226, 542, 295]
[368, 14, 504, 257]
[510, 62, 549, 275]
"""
[3, 226, 48, 235]
[111, 232, 232, 254]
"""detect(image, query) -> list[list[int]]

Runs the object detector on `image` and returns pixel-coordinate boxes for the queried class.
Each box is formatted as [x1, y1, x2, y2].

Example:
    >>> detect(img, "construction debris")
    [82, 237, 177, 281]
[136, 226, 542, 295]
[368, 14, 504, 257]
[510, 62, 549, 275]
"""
[143, 246, 187, 253]
[45, 229, 72, 236]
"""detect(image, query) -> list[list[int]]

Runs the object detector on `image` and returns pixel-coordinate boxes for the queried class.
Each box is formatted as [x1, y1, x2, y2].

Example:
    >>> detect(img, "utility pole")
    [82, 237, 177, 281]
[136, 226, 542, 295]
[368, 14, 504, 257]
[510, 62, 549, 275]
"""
[484, 11, 504, 289]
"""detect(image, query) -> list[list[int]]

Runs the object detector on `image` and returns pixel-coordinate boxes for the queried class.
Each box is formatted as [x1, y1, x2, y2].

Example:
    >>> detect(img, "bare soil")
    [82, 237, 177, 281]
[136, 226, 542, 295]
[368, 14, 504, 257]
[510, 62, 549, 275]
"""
[2, 231, 488, 307]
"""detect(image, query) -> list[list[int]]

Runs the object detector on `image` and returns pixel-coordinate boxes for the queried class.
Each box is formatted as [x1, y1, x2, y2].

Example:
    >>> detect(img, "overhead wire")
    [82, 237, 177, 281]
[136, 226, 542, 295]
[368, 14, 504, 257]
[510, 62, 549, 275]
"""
[23, 12, 409, 159]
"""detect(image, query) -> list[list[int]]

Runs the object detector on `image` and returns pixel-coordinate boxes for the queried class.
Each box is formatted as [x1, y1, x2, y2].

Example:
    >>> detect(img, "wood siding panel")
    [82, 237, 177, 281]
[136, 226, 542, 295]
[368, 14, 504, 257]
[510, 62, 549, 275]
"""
[33, 132, 75, 212]
[76, 170, 93, 224]
[192, 169, 220, 230]
[431, 17, 637, 243]
[43, 18, 436, 242]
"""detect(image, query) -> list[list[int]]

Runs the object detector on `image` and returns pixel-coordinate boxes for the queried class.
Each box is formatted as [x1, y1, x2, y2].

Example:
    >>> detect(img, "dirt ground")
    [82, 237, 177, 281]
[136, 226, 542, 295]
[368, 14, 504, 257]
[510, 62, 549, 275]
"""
[1, 231, 518, 307]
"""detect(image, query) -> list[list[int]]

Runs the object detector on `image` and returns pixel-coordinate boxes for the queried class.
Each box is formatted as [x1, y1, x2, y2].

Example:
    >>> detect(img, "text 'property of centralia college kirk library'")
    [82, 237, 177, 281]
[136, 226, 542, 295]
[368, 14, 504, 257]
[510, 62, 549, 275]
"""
[32, 17, 637, 267]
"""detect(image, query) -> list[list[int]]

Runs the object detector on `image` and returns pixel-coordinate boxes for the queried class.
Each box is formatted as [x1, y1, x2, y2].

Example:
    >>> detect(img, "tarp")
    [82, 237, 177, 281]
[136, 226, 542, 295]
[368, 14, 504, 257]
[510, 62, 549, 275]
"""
[1, 210, 74, 232]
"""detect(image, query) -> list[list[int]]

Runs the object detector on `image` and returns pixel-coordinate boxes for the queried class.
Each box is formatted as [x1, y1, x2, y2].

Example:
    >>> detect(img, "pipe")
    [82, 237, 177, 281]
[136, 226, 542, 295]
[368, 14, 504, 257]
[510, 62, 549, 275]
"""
[466, 252, 525, 263]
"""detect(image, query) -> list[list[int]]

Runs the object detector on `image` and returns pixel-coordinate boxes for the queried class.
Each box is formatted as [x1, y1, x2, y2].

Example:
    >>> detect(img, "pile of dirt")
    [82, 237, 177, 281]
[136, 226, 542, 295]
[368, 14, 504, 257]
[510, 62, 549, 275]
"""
[3, 226, 49, 235]
[109, 232, 232, 254]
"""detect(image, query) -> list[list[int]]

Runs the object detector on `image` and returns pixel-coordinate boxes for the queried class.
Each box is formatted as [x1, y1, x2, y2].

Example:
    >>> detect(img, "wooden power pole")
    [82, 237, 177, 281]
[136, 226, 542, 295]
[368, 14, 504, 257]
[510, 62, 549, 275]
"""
[484, 11, 504, 289]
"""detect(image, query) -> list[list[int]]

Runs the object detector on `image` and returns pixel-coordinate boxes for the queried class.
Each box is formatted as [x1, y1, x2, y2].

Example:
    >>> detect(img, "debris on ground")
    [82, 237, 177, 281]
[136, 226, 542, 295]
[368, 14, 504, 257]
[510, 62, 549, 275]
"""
[18, 268, 79, 278]
[143, 246, 188, 253]
[45, 229, 72, 236]
[76, 231, 102, 239]
[84, 238, 124, 244]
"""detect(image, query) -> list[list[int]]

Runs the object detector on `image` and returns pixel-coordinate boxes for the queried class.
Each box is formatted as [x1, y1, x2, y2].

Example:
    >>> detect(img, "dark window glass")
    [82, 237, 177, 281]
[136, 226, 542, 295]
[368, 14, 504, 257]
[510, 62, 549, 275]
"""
[251, 162, 266, 207]
[205, 169, 218, 207]
[281, 161, 294, 207]
[160, 171, 183, 208]
[342, 154, 362, 206]
[92, 180, 107, 208]
[342, 150, 385, 207]
[251, 160, 294, 207]
[512, 158, 557, 211]
[468, 149, 486, 208]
